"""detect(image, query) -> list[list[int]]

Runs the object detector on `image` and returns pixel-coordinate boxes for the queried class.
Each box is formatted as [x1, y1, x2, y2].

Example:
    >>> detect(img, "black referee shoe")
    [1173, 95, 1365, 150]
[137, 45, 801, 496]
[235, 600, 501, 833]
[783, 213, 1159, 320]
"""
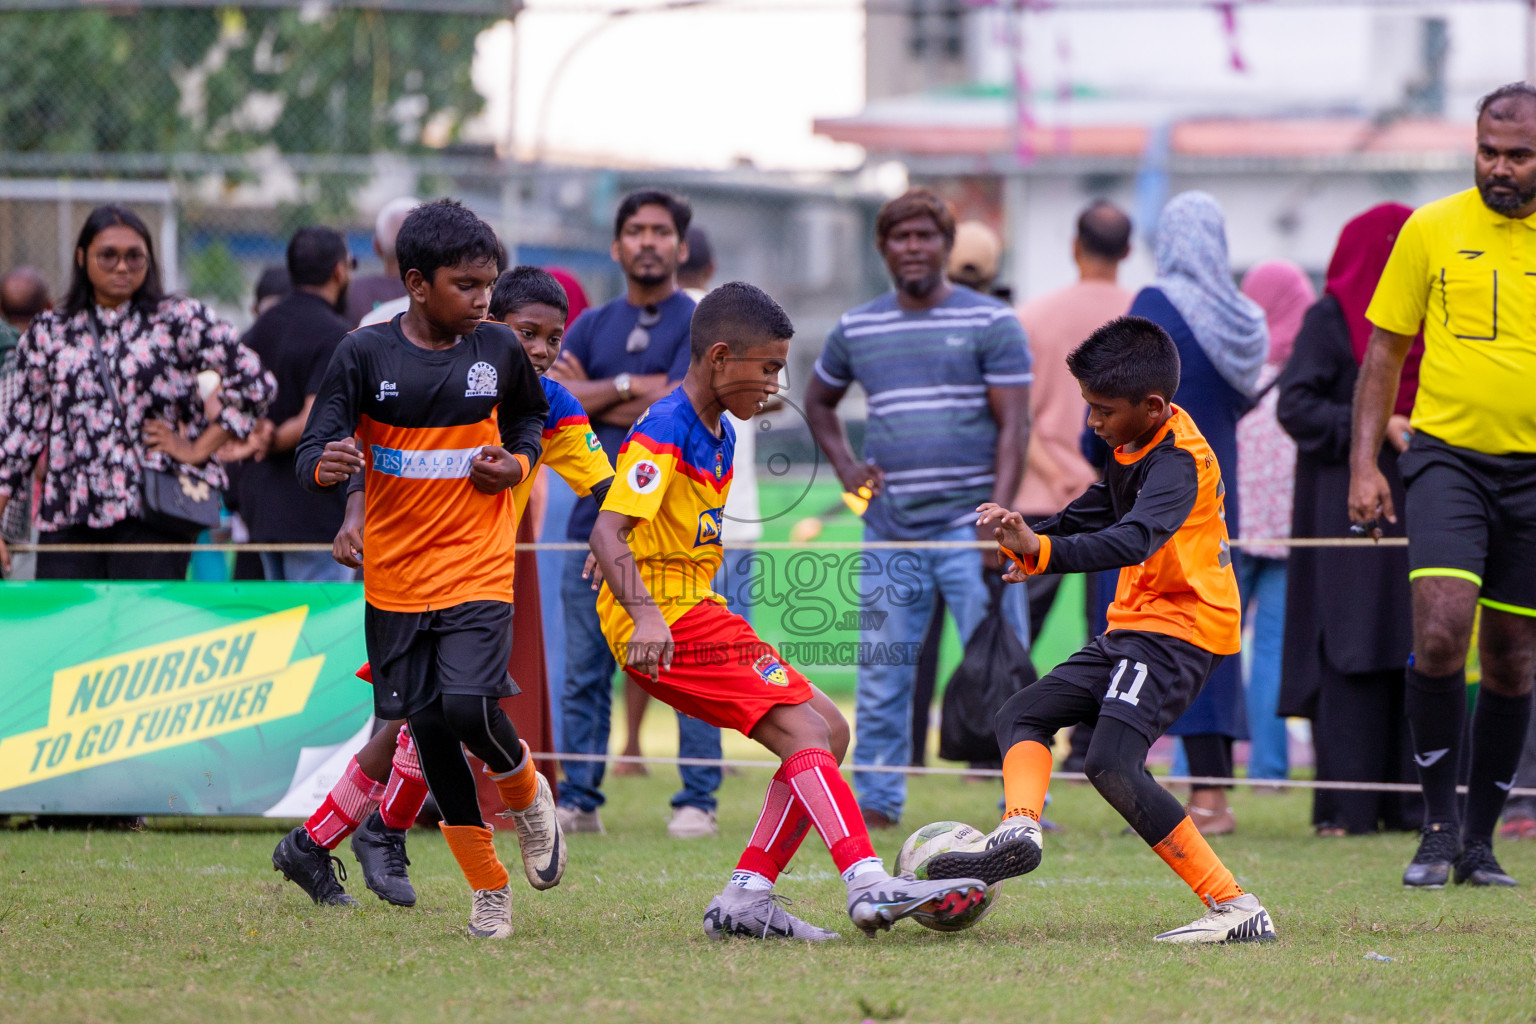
[1454, 838, 1518, 887]
[1402, 823, 1460, 889]
[272, 826, 359, 906]
[351, 811, 417, 907]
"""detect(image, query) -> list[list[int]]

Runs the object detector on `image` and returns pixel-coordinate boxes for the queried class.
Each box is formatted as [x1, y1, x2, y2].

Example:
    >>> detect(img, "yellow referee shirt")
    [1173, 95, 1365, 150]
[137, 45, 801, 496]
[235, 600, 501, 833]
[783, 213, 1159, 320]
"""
[1367, 187, 1536, 455]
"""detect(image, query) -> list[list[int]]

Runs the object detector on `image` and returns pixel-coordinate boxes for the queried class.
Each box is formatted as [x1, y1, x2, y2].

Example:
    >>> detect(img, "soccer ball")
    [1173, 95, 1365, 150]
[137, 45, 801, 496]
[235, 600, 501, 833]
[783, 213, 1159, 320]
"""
[894, 820, 1002, 932]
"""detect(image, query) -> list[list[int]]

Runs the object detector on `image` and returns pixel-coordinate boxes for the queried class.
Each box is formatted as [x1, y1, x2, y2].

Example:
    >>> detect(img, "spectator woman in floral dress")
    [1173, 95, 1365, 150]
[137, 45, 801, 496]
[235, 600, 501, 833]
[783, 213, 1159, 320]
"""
[0, 205, 273, 580]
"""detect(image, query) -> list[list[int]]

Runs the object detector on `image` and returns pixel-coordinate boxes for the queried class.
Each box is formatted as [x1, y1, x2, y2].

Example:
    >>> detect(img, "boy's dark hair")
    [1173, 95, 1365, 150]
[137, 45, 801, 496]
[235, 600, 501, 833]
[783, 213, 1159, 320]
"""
[1076, 200, 1132, 261]
[64, 204, 165, 318]
[876, 187, 956, 249]
[614, 189, 692, 240]
[690, 281, 794, 360]
[489, 265, 569, 322]
[1478, 81, 1536, 121]
[287, 226, 349, 288]
[1066, 315, 1180, 403]
[394, 198, 502, 285]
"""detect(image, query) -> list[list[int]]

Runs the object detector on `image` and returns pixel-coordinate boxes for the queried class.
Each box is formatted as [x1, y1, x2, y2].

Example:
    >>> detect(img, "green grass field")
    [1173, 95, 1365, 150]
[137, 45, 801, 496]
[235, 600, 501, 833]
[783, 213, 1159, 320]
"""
[4, 771, 1534, 1024]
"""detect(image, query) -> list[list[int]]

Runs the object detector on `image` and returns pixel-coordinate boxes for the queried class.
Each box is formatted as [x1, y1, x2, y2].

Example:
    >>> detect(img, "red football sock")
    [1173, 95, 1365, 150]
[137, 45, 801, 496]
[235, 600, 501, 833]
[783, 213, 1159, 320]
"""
[379, 726, 429, 831]
[781, 747, 876, 874]
[735, 762, 813, 883]
[304, 757, 385, 850]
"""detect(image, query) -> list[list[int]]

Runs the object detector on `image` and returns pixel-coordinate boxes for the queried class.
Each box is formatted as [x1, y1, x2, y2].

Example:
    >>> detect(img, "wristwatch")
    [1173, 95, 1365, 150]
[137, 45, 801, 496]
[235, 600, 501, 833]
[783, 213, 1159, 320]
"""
[614, 372, 633, 401]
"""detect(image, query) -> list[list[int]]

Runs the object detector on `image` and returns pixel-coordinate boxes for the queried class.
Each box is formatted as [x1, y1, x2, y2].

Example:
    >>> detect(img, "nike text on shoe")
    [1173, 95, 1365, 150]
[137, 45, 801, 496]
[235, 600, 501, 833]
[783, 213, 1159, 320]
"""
[350, 810, 416, 907]
[923, 818, 1043, 886]
[1403, 822, 1461, 888]
[555, 804, 605, 835]
[1454, 837, 1518, 887]
[272, 826, 359, 907]
[501, 773, 566, 890]
[468, 885, 513, 939]
[702, 887, 840, 941]
[1153, 893, 1277, 944]
[845, 873, 989, 937]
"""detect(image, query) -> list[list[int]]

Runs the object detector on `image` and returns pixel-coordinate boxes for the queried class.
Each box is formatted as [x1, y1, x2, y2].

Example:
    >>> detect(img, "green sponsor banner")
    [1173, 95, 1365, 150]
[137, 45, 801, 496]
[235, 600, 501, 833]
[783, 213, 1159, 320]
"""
[0, 582, 372, 815]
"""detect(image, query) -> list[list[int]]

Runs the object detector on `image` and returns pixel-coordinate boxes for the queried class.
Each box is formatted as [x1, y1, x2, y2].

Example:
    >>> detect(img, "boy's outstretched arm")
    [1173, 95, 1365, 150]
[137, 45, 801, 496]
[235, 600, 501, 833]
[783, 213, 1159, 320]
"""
[296, 336, 365, 493]
[999, 453, 1199, 577]
[588, 508, 671, 682]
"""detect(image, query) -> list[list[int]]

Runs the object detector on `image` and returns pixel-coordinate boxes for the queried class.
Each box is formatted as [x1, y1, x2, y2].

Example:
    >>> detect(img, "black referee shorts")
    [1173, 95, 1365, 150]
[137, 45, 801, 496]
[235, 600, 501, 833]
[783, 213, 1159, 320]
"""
[363, 600, 519, 720]
[1400, 431, 1536, 616]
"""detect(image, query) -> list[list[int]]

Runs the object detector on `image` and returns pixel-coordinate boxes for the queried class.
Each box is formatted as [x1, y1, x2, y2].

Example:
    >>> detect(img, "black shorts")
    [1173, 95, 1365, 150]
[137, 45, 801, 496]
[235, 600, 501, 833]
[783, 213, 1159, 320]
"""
[1035, 630, 1224, 744]
[1399, 431, 1536, 615]
[363, 600, 518, 720]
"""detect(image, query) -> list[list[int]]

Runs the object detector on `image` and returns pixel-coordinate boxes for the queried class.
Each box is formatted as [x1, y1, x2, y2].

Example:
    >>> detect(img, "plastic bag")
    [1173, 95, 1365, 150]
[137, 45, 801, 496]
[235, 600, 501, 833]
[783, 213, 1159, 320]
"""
[938, 576, 1037, 763]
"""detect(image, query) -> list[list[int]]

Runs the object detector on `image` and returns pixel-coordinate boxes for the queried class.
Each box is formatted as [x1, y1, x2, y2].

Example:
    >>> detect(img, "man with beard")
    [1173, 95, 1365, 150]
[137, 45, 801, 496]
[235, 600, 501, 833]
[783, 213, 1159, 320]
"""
[806, 188, 1032, 828]
[546, 190, 723, 837]
[1351, 82, 1536, 889]
[237, 225, 357, 581]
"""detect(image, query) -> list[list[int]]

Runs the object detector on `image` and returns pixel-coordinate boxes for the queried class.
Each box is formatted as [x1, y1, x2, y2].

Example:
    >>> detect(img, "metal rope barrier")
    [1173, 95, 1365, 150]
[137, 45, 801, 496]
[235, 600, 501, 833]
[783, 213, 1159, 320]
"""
[538, 751, 1536, 797]
[4, 535, 1410, 554]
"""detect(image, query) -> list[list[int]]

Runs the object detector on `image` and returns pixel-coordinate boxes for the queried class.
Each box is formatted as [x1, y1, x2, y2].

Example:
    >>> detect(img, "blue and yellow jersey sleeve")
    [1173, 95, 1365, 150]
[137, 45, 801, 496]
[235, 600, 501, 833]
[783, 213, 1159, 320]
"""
[596, 389, 734, 647]
[539, 378, 613, 497]
[509, 377, 614, 520]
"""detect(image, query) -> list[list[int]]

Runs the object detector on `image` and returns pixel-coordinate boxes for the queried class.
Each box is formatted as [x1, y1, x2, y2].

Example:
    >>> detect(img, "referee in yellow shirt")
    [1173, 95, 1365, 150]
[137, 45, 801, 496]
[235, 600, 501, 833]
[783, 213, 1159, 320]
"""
[1351, 82, 1536, 890]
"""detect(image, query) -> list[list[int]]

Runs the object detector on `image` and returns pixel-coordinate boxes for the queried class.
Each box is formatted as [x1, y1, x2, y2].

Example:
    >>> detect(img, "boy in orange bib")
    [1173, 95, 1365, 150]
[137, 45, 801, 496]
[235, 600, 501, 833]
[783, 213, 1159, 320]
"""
[925, 315, 1276, 944]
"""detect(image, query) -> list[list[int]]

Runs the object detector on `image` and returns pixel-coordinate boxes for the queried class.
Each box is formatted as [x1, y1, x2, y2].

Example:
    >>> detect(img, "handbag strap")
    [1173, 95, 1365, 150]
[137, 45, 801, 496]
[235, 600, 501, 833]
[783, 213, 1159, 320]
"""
[82, 307, 130, 428]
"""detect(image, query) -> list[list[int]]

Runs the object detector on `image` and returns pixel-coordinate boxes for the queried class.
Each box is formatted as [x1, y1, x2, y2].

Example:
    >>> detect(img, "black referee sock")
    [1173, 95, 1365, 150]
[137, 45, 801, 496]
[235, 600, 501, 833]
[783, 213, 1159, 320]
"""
[1405, 665, 1467, 828]
[1463, 688, 1533, 844]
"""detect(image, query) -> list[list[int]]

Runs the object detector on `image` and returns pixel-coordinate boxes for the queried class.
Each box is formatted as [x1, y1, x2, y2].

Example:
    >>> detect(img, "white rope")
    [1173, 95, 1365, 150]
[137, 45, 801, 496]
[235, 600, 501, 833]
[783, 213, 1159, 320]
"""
[7, 535, 1408, 554]
[535, 751, 1536, 797]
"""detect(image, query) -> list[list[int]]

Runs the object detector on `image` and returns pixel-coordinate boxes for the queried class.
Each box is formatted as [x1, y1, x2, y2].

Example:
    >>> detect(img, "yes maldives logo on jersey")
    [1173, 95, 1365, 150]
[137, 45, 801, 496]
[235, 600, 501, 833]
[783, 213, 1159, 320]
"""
[465, 361, 498, 398]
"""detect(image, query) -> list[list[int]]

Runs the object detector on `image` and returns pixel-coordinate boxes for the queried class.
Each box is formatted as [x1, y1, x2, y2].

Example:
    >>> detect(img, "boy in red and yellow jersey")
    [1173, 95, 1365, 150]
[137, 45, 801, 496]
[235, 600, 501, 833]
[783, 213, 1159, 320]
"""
[925, 315, 1276, 944]
[588, 282, 988, 940]
[289, 202, 561, 940]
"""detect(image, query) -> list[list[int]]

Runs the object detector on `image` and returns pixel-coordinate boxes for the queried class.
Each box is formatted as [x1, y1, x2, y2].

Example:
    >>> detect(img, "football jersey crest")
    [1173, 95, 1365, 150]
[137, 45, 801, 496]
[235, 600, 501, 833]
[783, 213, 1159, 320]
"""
[465, 361, 498, 397]
[629, 459, 662, 493]
[714, 452, 724, 479]
[752, 654, 789, 687]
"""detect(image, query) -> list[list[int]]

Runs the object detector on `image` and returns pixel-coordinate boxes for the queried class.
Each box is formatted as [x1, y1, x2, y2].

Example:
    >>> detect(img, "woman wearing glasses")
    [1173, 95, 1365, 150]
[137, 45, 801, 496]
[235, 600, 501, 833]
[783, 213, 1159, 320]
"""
[0, 204, 273, 580]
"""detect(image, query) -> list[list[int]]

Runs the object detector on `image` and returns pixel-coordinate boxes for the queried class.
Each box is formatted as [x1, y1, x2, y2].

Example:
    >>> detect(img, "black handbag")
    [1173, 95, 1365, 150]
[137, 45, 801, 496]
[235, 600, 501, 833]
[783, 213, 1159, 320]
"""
[938, 574, 1038, 763]
[83, 308, 221, 538]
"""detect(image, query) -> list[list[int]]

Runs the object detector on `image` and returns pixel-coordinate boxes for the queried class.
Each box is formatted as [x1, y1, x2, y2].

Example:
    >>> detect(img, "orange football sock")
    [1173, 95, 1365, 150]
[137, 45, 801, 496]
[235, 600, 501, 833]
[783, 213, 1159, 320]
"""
[489, 740, 538, 812]
[439, 822, 510, 892]
[1001, 740, 1053, 822]
[1151, 817, 1243, 904]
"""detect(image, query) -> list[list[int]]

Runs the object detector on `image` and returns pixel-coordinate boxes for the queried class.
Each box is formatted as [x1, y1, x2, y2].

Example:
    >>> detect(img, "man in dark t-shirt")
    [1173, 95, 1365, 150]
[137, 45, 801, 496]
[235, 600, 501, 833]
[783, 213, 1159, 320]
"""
[239, 226, 355, 581]
[547, 190, 721, 837]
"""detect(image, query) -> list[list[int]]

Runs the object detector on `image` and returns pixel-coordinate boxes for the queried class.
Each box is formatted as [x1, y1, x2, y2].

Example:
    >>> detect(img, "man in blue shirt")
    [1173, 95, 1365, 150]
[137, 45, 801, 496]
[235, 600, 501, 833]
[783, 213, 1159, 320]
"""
[547, 189, 722, 837]
[806, 188, 1033, 827]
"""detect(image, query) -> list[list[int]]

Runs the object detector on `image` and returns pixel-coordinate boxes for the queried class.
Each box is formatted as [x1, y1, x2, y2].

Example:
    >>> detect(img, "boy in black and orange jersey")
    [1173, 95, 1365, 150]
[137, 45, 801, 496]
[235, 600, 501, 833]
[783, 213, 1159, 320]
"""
[587, 282, 988, 940]
[288, 201, 562, 940]
[272, 267, 611, 912]
[925, 316, 1277, 944]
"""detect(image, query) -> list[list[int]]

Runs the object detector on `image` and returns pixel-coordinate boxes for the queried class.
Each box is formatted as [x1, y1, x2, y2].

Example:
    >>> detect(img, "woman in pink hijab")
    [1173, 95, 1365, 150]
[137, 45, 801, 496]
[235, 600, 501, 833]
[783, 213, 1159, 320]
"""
[1275, 204, 1422, 836]
[1235, 261, 1315, 787]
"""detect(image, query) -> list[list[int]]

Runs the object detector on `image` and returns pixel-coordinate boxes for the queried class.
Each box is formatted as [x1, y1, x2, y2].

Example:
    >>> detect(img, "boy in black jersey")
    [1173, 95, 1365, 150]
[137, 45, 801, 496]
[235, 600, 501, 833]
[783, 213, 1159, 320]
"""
[290, 200, 562, 940]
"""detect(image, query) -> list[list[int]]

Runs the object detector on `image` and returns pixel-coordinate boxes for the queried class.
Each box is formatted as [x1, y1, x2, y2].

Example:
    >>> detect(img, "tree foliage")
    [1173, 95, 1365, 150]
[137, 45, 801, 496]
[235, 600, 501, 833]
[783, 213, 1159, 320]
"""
[0, 7, 493, 156]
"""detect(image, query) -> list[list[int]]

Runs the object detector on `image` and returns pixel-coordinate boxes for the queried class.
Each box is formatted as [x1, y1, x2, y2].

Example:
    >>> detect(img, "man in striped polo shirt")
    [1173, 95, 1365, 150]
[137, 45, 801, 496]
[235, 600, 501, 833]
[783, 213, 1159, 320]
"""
[806, 188, 1033, 827]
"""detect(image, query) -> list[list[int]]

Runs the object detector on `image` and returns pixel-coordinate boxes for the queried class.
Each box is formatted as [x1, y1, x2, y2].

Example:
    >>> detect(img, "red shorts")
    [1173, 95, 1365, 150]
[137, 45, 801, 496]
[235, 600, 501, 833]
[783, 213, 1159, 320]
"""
[623, 600, 815, 736]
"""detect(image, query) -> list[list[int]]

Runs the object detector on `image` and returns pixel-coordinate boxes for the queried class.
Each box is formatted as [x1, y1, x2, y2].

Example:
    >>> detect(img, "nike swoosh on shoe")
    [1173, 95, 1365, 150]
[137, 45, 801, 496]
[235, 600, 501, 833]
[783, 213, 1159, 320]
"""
[535, 831, 562, 884]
